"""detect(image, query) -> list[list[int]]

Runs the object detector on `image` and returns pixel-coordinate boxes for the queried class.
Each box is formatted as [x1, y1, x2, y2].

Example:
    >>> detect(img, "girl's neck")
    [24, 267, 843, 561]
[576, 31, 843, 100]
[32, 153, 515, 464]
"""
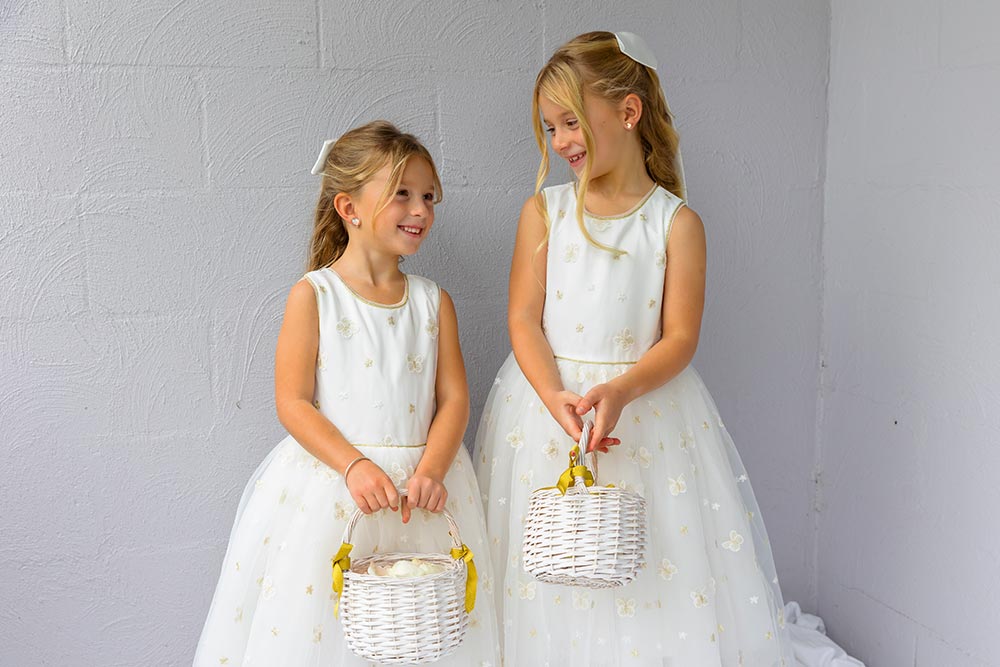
[583, 144, 655, 206]
[331, 245, 403, 287]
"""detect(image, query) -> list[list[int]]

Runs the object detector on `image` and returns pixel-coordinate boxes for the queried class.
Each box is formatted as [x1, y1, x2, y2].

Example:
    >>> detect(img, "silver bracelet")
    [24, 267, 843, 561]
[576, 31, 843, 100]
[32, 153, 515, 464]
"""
[343, 455, 371, 480]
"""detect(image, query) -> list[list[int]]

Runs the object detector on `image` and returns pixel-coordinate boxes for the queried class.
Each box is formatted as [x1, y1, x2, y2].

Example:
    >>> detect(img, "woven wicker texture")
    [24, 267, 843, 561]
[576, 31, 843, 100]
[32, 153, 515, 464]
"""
[522, 421, 648, 588]
[337, 505, 471, 664]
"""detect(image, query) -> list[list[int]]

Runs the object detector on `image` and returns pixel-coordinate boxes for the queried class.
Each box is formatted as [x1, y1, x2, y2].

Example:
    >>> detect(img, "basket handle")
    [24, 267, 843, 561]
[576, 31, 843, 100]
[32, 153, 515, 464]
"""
[578, 420, 600, 482]
[338, 490, 464, 550]
[331, 490, 477, 615]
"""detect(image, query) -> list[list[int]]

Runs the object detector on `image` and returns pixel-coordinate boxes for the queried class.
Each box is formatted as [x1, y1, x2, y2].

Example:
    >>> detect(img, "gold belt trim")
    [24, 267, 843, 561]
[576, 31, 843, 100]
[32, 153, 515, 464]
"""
[353, 442, 427, 449]
[553, 355, 638, 366]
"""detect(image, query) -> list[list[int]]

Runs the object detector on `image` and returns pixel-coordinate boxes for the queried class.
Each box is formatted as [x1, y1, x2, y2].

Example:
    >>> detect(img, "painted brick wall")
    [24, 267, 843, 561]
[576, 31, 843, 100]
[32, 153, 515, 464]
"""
[0, 1, 828, 662]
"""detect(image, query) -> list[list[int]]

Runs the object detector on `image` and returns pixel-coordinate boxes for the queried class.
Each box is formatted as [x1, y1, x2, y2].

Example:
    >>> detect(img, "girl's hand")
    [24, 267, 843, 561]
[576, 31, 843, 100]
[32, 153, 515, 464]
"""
[404, 473, 448, 524]
[345, 460, 400, 515]
[575, 383, 626, 453]
[541, 389, 585, 442]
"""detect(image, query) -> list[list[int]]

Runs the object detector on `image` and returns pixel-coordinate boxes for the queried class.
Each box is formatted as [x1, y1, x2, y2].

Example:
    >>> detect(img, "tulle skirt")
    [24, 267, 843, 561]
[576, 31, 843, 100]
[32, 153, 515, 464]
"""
[473, 353, 795, 667]
[194, 436, 501, 666]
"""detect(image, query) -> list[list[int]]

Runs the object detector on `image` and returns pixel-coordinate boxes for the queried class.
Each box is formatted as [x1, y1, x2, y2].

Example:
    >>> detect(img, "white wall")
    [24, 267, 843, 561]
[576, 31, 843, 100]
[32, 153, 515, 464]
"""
[819, 1, 1000, 664]
[0, 1, 829, 663]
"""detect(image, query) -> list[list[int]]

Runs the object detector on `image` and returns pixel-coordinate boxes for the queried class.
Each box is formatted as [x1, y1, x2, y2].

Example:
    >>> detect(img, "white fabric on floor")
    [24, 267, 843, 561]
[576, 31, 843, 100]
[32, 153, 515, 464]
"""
[786, 602, 866, 667]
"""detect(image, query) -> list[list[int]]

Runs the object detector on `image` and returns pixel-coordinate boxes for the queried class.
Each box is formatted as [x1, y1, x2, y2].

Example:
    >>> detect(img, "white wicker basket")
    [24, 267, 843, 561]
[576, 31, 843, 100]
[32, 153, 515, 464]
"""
[522, 420, 647, 588]
[331, 500, 476, 665]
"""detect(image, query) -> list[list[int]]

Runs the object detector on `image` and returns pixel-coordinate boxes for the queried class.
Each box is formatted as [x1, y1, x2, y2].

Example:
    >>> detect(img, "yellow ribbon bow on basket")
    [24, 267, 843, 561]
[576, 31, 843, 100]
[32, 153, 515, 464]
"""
[450, 544, 478, 613]
[330, 542, 354, 618]
[555, 444, 596, 495]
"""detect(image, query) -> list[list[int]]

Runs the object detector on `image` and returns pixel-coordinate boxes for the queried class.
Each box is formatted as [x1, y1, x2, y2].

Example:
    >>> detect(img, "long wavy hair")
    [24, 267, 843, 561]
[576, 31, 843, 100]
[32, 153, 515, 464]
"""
[532, 31, 684, 257]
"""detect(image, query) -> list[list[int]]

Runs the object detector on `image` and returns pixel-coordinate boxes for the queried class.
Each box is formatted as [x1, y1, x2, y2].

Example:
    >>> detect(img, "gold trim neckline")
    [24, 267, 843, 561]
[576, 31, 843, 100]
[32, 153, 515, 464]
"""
[323, 267, 409, 309]
[573, 182, 660, 220]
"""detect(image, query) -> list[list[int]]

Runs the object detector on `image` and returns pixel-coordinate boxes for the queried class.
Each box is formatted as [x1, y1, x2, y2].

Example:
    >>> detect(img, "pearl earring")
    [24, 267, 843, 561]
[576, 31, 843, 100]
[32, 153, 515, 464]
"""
[625, 122, 633, 130]
[350, 217, 360, 227]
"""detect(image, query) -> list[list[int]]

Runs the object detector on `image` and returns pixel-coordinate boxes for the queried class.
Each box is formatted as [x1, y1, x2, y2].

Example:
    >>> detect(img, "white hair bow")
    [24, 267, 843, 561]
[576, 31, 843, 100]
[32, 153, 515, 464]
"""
[614, 31, 658, 70]
[310, 139, 337, 175]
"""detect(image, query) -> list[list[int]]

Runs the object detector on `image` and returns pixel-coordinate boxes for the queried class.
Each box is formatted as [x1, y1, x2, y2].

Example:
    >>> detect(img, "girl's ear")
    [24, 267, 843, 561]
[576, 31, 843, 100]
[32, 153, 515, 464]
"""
[621, 93, 644, 128]
[333, 192, 355, 223]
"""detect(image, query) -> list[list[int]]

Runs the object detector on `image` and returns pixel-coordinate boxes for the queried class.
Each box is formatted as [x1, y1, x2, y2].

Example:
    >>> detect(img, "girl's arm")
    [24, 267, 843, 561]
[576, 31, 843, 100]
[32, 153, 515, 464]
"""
[274, 280, 401, 515]
[508, 195, 621, 448]
[576, 206, 707, 448]
[407, 288, 468, 518]
[509, 196, 583, 444]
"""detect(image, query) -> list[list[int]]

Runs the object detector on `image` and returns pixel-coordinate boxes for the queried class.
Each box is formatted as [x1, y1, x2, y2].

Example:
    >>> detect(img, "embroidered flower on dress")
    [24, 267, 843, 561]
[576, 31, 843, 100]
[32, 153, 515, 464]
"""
[542, 439, 559, 460]
[563, 243, 580, 263]
[518, 580, 537, 600]
[572, 590, 593, 609]
[616, 598, 637, 617]
[387, 315, 396, 327]
[312, 625, 323, 643]
[722, 530, 745, 552]
[380, 435, 398, 447]
[690, 589, 709, 608]
[336, 317, 358, 338]
[627, 446, 652, 468]
[592, 219, 612, 232]
[506, 426, 524, 450]
[317, 352, 327, 370]
[388, 461, 412, 486]
[614, 328, 635, 351]
[679, 429, 695, 451]
[519, 470, 534, 486]
[261, 577, 276, 600]
[406, 354, 425, 373]
[425, 317, 439, 339]
[655, 251, 666, 269]
[659, 559, 678, 581]
[668, 473, 688, 496]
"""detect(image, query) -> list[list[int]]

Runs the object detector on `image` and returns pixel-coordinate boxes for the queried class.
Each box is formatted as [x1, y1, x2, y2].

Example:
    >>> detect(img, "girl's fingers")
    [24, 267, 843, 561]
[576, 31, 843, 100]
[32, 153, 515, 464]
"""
[590, 425, 605, 451]
[401, 501, 411, 524]
[385, 484, 400, 512]
[357, 495, 373, 514]
[432, 488, 446, 513]
[373, 487, 390, 511]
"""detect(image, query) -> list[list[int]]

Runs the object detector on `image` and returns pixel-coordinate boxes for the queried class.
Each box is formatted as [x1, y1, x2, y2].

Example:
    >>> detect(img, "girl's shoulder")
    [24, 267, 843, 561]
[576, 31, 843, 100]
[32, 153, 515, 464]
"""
[402, 272, 441, 305]
[539, 182, 577, 209]
[301, 267, 333, 293]
[541, 181, 576, 198]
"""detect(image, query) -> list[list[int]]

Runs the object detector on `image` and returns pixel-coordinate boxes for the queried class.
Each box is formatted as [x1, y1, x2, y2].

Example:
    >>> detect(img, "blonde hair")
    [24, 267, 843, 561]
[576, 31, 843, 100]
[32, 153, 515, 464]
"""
[309, 120, 443, 271]
[532, 31, 684, 257]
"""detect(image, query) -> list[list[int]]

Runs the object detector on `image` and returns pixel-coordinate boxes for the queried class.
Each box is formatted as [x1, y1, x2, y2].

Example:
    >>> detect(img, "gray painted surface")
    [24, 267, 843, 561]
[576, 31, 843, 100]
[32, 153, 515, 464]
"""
[818, 1, 1000, 665]
[3, 1, 831, 664]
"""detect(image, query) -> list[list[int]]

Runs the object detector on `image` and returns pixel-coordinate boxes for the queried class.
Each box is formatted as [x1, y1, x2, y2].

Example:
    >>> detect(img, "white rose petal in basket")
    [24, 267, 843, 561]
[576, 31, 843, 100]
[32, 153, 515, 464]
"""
[522, 420, 648, 588]
[331, 498, 477, 665]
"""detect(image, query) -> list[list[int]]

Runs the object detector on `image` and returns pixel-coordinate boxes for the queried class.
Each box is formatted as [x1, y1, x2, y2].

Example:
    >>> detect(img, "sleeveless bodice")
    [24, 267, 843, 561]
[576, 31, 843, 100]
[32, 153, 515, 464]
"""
[303, 268, 440, 447]
[541, 182, 686, 364]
